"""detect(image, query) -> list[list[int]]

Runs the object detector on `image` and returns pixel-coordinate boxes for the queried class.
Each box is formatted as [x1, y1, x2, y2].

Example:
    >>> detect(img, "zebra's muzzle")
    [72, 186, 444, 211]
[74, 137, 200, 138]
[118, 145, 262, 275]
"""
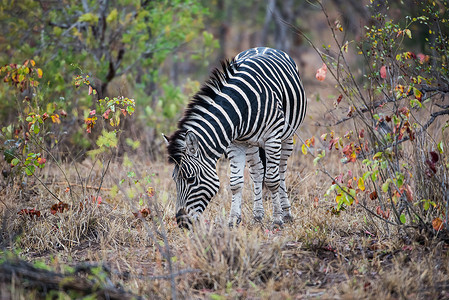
[176, 208, 192, 229]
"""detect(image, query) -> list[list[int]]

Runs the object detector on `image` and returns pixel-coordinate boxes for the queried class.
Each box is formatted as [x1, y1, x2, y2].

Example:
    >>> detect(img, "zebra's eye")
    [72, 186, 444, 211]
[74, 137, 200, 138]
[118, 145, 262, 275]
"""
[186, 176, 195, 184]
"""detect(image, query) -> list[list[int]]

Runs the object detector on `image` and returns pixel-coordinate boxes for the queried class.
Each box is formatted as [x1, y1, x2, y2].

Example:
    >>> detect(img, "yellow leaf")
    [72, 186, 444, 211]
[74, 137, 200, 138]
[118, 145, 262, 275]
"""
[51, 114, 60, 124]
[37, 68, 43, 78]
[301, 144, 307, 155]
[358, 177, 365, 191]
[185, 32, 195, 43]
[336, 193, 342, 203]
[404, 29, 412, 39]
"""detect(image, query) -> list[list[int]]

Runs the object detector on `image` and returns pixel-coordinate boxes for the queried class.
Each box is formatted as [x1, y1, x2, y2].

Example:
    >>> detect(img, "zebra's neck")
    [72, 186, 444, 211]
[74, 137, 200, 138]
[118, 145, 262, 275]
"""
[167, 59, 241, 165]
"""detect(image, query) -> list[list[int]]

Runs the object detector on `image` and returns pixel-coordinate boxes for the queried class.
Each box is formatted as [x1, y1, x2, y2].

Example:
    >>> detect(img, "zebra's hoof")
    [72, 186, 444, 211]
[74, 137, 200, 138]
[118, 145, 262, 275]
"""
[272, 217, 284, 228]
[228, 216, 241, 228]
[272, 220, 283, 230]
[253, 216, 263, 223]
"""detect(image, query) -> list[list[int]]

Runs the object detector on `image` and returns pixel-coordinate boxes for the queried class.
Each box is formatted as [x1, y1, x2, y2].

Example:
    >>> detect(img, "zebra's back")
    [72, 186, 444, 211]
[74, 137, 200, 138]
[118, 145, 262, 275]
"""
[231, 47, 306, 145]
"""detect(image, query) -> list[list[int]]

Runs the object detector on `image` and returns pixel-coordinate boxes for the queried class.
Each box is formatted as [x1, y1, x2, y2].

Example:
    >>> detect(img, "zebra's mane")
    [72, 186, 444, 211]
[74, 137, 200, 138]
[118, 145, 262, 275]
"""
[167, 58, 238, 165]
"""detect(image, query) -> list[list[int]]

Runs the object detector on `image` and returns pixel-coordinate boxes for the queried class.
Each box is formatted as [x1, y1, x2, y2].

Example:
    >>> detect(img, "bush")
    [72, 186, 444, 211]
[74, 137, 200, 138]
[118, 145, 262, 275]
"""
[305, 1, 449, 238]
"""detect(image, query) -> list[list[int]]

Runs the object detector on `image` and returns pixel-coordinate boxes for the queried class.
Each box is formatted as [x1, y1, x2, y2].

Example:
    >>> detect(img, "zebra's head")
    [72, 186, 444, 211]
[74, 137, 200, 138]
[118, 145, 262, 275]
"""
[166, 131, 220, 229]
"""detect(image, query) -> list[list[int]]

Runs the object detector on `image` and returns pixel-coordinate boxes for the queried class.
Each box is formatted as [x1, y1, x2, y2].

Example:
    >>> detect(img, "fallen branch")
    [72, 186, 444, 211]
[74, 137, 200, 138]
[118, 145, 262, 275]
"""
[0, 256, 140, 299]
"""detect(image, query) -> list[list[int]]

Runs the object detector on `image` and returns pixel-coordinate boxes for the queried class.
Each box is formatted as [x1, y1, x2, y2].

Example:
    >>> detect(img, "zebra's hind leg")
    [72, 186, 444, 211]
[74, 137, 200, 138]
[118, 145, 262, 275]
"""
[246, 146, 265, 222]
[227, 143, 247, 227]
[264, 138, 284, 226]
[279, 138, 294, 222]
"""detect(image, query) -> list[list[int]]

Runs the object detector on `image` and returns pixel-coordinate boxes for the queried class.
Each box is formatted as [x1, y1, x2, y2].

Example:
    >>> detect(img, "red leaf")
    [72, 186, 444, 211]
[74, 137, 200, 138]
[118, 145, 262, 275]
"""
[380, 65, 387, 79]
[430, 151, 439, 164]
[417, 53, 430, 64]
[359, 129, 365, 139]
[425, 160, 437, 174]
[315, 63, 327, 81]
[18, 208, 41, 218]
[310, 136, 315, 147]
[432, 217, 444, 231]
[403, 184, 413, 202]
[335, 173, 344, 184]
[328, 138, 338, 150]
[133, 208, 151, 218]
[51, 201, 69, 214]
[336, 94, 343, 104]
[376, 206, 382, 215]
[369, 191, 378, 200]
[103, 109, 111, 119]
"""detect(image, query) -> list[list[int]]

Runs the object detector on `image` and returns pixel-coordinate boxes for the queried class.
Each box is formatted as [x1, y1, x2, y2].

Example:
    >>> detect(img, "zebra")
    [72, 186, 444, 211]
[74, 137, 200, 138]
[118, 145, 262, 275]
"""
[164, 47, 307, 228]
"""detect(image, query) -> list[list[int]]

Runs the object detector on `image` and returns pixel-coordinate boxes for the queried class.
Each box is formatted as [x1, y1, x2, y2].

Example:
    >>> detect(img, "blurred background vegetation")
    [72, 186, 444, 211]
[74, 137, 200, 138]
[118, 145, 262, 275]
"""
[0, 0, 403, 160]
[1, 0, 441, 158]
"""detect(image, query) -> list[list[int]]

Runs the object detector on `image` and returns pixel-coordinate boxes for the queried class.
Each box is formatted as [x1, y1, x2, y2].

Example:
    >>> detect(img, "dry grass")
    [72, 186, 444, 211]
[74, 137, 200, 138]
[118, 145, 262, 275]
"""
[1, 85, 448, 298]
[1, 148, 448, 299]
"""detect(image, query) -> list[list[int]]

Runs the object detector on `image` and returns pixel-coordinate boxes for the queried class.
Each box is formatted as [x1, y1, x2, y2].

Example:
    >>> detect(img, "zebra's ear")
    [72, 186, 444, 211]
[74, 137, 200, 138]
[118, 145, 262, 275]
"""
[162, 133, 170, 146]
[185, 131, 199, 156]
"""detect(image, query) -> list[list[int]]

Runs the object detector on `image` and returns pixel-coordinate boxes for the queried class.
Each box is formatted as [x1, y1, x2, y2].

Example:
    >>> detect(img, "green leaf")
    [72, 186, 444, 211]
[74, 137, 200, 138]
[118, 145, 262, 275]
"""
[381, 179, 391, 193]
[410, 98, 422, 108]
[373, 152, 383, 160]
[96, 130, 118, 148]
[11, 158, 20, 166]
[395, 172, 404, 189]
[25, 165, 35, 176]
[362, 159, 371, 166]
[106, 8, 118, 23]
[78, 13, 99, 24]
[423, 201, 430, 211]
[362, 171, 372, 181]
[437, 141, 444, 154]
[400, 214, 406, 224]
[371, 170, 379, 182]
[4, 149, 16, 163]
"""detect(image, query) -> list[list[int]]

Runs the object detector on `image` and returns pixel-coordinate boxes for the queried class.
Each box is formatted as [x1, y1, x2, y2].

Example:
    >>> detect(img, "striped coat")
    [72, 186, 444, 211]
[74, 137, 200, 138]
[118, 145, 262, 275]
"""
[166, 47, 306, 228]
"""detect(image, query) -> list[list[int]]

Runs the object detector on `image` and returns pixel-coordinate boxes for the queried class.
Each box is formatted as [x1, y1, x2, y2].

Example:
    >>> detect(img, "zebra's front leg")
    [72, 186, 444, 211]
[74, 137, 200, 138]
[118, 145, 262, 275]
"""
[246, 146, 264, 222]
[227, 144, 247, 227]
[279, 138, 294, 222]
[264, 139, 283, 226]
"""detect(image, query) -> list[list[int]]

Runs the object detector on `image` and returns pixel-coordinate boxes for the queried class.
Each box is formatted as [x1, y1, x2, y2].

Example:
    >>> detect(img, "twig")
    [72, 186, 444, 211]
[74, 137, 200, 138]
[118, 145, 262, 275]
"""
[44, 182, 112, 191]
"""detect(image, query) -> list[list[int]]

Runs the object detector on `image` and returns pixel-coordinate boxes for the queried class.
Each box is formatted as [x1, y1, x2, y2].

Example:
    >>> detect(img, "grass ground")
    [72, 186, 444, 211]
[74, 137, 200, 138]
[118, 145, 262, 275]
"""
[1, 143, 449, 299]
[1, 84, 448, 299]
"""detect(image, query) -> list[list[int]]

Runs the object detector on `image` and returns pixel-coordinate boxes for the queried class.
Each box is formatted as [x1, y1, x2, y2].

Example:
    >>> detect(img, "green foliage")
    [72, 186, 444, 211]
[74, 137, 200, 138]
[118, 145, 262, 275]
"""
[0, 0, 217, 150]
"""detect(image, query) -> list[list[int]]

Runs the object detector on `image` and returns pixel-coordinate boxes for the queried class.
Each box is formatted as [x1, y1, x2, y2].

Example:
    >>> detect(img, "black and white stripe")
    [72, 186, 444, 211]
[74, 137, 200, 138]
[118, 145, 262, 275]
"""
[166, 47, 306, 228]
